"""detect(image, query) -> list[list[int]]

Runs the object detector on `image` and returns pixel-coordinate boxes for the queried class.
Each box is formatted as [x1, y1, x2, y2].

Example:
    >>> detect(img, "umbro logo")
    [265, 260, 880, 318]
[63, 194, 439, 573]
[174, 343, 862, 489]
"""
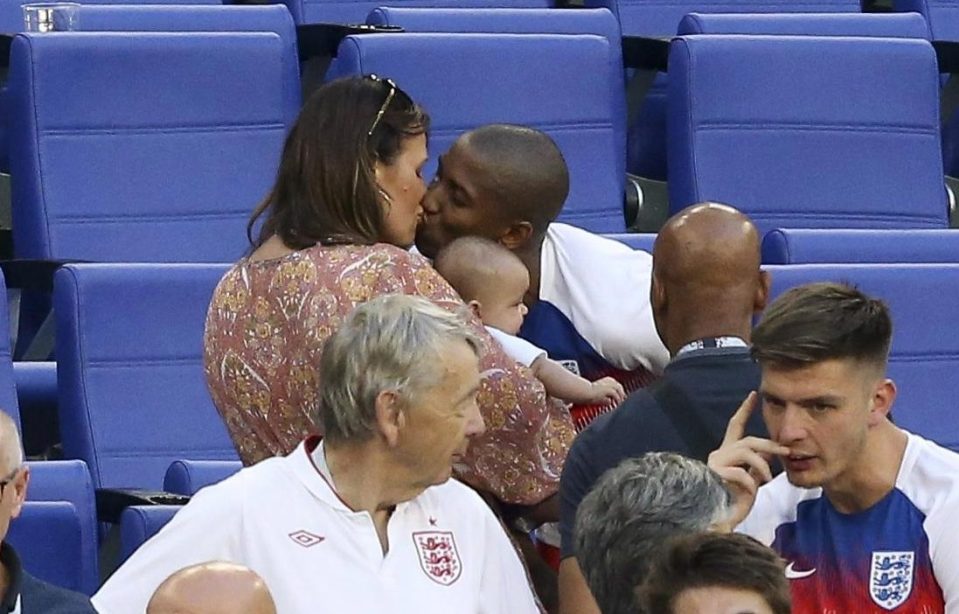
[288, 530, 325, 548]
[784, 562, 816, 580]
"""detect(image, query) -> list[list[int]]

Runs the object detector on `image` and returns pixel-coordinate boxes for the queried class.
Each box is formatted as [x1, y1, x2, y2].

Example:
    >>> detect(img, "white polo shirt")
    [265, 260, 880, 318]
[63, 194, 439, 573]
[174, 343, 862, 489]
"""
[93, 439, 541, 614]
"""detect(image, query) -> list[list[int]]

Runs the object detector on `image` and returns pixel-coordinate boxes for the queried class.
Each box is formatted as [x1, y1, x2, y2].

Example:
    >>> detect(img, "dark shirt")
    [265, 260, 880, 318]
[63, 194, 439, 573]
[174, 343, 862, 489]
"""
[0, 542, 95, 614]
[559, 346, 768, 558]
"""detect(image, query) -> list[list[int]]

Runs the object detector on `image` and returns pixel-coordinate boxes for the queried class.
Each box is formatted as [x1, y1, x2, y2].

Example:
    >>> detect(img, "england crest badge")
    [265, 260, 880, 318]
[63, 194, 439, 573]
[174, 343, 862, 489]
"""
[413, 531, 462, 586]
[870, 551, 914, 610]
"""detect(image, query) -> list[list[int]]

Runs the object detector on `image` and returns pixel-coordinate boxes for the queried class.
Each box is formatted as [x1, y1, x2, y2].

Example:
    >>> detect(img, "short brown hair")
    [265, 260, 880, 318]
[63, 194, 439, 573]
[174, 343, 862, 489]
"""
[637, 532, 791, 614]
[752, 282, 892, 369]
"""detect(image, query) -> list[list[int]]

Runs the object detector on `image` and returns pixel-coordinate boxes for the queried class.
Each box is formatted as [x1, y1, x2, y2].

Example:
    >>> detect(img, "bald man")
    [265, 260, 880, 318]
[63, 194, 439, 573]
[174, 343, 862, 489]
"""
[418, 124, 669, 435]
[147, 562, 276, 614]
[0, 412, 96, 613]
[557, 203, 773, 614]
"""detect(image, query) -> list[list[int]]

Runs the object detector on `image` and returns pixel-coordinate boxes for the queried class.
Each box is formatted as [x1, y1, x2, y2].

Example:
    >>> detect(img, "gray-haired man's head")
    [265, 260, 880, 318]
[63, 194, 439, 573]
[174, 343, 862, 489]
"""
[573, 453, 732, 614]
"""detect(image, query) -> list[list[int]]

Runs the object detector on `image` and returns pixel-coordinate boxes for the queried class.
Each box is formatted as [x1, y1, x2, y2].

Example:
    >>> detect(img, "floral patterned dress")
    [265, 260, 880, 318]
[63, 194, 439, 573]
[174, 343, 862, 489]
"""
[203, 242, 574, 506]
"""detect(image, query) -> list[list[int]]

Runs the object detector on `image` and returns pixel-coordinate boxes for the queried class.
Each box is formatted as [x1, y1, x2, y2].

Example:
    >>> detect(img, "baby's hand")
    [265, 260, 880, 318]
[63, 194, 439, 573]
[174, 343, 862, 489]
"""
[589, 377, 626, 405]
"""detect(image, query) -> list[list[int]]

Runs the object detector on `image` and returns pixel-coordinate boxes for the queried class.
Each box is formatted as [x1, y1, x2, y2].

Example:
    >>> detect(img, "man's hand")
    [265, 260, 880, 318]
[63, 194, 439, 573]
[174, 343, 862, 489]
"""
[708, 391, 790, 528]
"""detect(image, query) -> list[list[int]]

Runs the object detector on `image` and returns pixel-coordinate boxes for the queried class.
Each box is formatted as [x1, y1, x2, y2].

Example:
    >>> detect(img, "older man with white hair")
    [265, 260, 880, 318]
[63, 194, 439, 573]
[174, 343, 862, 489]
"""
[0, 412, 96, 613]
[94, 294, 541, 613]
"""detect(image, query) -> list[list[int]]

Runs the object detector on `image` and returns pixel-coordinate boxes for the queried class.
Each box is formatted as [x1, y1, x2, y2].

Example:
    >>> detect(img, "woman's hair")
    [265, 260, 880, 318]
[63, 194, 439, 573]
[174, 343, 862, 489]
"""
[248, 76, 429, 250]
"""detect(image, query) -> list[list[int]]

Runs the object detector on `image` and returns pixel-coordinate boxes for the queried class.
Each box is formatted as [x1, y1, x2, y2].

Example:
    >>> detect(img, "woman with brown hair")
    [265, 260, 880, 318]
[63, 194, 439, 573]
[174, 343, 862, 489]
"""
[203, 76, 573, 515]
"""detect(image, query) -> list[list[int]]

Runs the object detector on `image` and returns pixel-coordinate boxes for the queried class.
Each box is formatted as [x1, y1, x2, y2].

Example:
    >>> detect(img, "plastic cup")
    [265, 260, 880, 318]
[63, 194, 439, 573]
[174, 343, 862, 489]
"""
[22, 3, 79, 33]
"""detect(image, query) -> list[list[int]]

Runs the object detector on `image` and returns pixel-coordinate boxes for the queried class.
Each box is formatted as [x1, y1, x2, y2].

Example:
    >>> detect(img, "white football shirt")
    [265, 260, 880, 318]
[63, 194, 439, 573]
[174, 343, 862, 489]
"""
[93, 439, 541, 614]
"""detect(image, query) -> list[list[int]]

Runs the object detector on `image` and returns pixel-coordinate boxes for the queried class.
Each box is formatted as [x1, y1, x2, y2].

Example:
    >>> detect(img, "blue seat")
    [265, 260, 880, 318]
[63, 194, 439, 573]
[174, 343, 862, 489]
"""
[285, 0, 549, 26]
[766, 264, 959, 451]
[54, 264, 237, 493]
[164, 460, 242, 496]
[329, 32, 625, 232]
[677, 11, 930, 37]
[364, 8, 625, 209]
[603, 232, 656, 252]
[894, 0, 959, 176]
[25, 460, 98, 594]
[7, 31, 294, 263]
[584, 0, 860, 181]
[0, 270, 22, 434]
[119, 505, 180, 563]
[0, 0, 222, 39]
[669, 35, 947, 235]
[763, 228, 959, 264]
[6, 502, 84, 592]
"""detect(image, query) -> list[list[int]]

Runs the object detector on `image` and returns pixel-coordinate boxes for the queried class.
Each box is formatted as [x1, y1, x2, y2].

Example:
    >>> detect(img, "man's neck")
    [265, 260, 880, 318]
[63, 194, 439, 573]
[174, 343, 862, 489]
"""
[825, 422, 909, 514]
[666, 314, 753, 357]
[322, 442, 417, 553]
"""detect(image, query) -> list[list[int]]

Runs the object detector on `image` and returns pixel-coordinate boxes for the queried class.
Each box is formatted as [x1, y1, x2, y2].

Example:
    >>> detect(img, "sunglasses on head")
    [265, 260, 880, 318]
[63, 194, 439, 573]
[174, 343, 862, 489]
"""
[366, 74, 397, 137]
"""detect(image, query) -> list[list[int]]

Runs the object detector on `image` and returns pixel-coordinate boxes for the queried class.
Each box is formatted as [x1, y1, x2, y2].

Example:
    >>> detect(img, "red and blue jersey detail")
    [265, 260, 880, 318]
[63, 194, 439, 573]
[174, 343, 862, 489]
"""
[773, 488, 944, 613]
[519, 300, 657, 431]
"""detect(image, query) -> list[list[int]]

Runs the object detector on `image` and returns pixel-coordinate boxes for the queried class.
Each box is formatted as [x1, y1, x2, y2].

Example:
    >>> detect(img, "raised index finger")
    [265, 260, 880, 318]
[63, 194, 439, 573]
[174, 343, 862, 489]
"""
[722, 391, 758, 446]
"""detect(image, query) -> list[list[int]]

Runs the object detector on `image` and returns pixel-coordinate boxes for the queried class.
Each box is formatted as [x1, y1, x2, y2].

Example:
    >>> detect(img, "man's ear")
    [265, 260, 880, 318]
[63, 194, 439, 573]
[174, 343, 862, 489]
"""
[10, 465, 29, 521]
[499, 222, 534, 251]
[754, 269, 772, 314]
[869, 378, 897, 427]
[651, 272, 667, 314]
[374, 390, 405, 448]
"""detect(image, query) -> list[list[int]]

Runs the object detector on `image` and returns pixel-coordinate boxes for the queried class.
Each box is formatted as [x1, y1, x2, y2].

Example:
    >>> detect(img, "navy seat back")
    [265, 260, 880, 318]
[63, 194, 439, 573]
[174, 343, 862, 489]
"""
[285, 0, 549, 25]
[164, 459, 242, 496]
[329, 32, 625, 232]
[763, 228, 959, 263]
[6, 502, 84, 592]
[119, 505, 180, 563]
[54, 264, 236, 491]
[677, 11, 931, 37]
[669, 35, 947, 235]
[766, 264, 959, 451]
[25, 460, 98, 594]
[7, 31, 293, 262]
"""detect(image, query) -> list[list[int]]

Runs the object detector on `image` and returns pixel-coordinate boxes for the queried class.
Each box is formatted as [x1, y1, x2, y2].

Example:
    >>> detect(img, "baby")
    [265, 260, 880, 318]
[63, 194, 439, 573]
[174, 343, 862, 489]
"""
[435, 236, 625, 406]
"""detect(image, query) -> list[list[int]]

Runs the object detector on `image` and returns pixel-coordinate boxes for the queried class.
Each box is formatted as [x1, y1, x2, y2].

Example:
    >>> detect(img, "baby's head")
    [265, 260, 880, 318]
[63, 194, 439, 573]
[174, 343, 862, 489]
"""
[434, 236, 529, 335]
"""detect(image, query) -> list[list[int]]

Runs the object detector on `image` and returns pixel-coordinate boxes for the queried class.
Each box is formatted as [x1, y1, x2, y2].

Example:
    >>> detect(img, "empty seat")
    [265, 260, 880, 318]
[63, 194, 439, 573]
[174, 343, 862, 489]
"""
[6, 501, 84, 593]
[763, 228, 959, 263]
[285, 0, 550, 26]
[584, 0, 860, 181]
[365, 7, 626, 200]
[7, 31, 295, 262]
[26, 460, 98, 594]
[0, 269, 22, 434]
[54, 264, 236, 493]
[895, 0, 957, 41]
[119, 505, 180, 563]
[164, 460, 242, 496]
[677, 11, 930, 37]
[669, 35, 947, 235]
[329, 32, 626, 232]
[0, 0, 222, 34]
[766, 263, 959, 451]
